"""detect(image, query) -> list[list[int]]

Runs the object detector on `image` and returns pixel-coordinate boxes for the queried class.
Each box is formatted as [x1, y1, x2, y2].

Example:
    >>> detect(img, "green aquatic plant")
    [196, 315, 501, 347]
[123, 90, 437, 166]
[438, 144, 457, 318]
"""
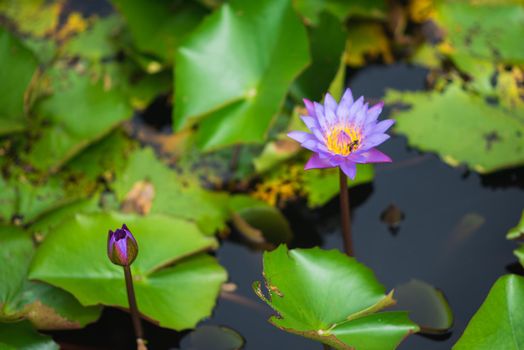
[253, 245, 418, 350]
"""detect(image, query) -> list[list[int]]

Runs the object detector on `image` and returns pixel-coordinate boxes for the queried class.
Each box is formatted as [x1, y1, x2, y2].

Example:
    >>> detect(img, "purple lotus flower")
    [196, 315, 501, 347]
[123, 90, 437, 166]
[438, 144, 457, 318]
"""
[287, 89, 394, 179]
[107, 224, 138, 266]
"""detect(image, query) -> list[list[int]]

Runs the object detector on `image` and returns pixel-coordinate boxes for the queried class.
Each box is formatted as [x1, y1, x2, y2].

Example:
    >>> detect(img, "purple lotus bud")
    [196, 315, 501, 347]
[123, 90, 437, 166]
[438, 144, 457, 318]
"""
[107, 224, 138, 266]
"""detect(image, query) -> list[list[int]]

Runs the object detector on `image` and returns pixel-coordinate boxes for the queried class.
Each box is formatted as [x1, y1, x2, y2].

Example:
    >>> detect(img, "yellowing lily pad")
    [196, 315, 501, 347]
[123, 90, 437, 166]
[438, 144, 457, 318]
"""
[385, 82, 524, 173]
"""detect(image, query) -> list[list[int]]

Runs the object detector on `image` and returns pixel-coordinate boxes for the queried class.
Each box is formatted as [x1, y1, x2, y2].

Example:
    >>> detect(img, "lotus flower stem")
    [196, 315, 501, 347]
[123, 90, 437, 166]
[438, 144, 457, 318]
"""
[124, 265, 147, 350]
[339, 169, 353, 256]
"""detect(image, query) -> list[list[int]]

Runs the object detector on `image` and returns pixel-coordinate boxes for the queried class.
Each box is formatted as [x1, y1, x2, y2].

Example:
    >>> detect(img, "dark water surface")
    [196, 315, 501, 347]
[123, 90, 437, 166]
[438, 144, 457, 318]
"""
[51, 64, 524, 349]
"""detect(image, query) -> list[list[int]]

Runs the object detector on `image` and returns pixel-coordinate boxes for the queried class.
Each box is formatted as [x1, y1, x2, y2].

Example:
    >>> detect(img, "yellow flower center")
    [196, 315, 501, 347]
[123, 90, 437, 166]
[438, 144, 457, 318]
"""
[326, 127, 361, 156]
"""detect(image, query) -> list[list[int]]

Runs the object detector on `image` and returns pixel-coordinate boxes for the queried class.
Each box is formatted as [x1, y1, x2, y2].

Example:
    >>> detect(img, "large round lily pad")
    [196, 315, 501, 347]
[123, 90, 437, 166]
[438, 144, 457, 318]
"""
[253, 246, 418, 350]
[173, 0, 310, 150]
[29, 212, 227, 331]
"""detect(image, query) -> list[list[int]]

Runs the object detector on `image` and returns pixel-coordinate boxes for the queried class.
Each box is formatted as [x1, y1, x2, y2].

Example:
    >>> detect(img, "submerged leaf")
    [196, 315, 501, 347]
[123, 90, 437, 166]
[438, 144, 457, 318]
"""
[229, 195, 293, 245]
[254, 246, 418, 350]
[393, 279, 453, 334]
[178, 325, 245, 350]
[174, 0, 310, 150]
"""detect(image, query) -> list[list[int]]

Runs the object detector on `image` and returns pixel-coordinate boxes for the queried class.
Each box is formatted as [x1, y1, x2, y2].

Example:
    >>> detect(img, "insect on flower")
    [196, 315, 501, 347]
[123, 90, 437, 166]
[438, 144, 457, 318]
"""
[287, 89, 394, 179]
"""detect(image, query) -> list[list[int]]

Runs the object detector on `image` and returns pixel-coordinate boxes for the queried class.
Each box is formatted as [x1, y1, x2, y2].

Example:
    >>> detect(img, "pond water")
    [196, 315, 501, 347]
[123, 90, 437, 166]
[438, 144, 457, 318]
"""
[49, 64, 523, 349]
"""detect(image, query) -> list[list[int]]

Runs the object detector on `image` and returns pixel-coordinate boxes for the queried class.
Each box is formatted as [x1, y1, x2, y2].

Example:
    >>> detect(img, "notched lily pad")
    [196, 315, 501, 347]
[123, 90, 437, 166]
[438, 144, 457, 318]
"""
[253, 245, 418, 350]
[27, 66, 133, 172]
[0, 226, 101, 330]
[385, 81, 524, 173]
[112, 147, 230, 235]
[0, 320, 58, 350]
[29, 212, 227, 331]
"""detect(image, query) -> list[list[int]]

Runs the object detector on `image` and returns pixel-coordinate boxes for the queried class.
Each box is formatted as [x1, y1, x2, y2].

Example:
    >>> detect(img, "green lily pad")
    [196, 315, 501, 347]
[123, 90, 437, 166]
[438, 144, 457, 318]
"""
[253, 137, 302, 174]
[453, 274, 524, 349]
[27, 66, 133, 172]
[385, 82, 524, 173]
[291, 11, 346, 102]
[393, 279, 453, 334]
[434, 1, 524, 65]
[254, 246, 418, 350]
[303, 164, 374, 208]
[507, 210, 524, 240]
[112, 0, 207, 65]
[294, 0, 386, 25]
[0, 0, 61, 38]
[100, 60, 173, 111]
[0, 320, 58, 350]
[63, 15, 123, 62]
[0, 170, 96, 225]
[0, 227, 34, 315]
[28, 197, 100, 240]
[0, 27, 38, 135]
[174, 0, 310, 150]
[345, 22, 393, 67]
[112, 147, 230, 235]
[515, 247, 524, 268]
[29, 212, 227, 331]
[0, 226, 101, 329]
[65, 129, 132, 181]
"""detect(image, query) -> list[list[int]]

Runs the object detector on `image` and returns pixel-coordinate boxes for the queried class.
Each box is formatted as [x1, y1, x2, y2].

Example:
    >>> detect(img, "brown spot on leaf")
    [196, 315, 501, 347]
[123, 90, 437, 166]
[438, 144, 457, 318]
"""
[269, 285, 284, 298]
[24, 300, 81, 330]
[121, 180, 155, 215]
